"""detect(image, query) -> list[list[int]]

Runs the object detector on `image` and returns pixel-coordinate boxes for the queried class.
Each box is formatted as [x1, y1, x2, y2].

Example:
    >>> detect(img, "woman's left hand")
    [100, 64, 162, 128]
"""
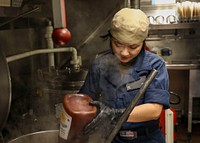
[83, 101, 125, 135]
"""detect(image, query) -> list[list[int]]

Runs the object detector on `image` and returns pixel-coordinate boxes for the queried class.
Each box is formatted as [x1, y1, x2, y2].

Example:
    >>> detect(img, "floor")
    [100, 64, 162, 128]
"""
[176, 118, 200, 143]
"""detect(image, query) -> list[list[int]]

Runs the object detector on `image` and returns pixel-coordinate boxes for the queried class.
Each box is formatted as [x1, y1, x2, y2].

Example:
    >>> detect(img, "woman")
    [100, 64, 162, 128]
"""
[79, 8, 170, 143]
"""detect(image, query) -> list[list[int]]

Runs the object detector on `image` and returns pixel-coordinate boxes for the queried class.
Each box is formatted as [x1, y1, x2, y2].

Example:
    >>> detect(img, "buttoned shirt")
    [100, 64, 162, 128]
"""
[79, 49, 170, 130]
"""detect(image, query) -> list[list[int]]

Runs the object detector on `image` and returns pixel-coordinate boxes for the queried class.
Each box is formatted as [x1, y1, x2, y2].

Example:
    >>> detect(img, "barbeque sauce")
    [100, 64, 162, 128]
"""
[59, 94, 97, 143]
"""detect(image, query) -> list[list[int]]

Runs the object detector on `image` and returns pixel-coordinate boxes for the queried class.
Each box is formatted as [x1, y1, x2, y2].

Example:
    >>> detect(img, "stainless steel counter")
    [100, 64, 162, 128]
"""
[166, 64, 200, 70]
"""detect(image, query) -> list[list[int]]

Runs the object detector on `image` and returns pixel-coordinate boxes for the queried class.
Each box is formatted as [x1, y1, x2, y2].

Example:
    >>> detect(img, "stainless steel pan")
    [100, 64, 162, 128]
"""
[0, 49, 11, 131]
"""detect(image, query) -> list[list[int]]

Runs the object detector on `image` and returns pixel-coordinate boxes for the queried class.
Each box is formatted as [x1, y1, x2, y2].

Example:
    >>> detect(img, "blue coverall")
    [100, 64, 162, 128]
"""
[79, 48, 170, 143]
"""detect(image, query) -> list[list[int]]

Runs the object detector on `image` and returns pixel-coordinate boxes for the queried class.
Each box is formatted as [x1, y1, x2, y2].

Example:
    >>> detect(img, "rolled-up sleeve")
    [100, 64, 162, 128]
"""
[145, 61, 170, 109]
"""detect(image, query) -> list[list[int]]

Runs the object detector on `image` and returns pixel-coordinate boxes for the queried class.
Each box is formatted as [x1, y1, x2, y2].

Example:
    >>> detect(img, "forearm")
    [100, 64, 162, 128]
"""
[127, 103, 163, 122]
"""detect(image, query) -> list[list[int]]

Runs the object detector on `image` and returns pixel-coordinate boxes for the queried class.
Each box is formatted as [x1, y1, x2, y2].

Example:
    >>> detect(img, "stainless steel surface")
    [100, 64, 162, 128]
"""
[141, 3, 176, 11]
[8, 130, 59, 143]
[0, 50, 11, 131]
[150, 22, 200, 30]
[166, 64, 200, 70]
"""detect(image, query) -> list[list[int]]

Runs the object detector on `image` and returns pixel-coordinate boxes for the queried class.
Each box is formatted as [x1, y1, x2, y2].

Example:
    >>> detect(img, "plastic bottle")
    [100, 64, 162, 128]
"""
[59, 94, 97, 143]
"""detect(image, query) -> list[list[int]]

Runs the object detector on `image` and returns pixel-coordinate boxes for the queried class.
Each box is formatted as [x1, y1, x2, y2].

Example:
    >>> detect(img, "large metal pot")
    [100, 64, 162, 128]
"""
[0, 49, 11, 131]
[8, 130, 59, 143]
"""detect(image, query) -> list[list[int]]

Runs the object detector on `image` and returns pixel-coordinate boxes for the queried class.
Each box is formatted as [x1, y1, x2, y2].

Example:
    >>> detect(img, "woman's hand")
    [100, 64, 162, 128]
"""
[84, 101, 125, 135]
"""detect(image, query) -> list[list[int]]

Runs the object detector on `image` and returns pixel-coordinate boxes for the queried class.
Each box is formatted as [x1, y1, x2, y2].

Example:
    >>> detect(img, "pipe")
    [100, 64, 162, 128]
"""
[6, 47, 81, 70]
[45, 21, 55, 67]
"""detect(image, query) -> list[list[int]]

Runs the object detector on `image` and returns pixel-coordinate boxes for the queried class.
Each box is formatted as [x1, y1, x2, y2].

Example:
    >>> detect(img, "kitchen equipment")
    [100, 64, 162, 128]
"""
[8, 130, 59, 143]
[155, 15, 165, 24]
[161, 48, 172, 64]
[176, 1, 200, 22]
[166, 15, 176, 24]
[37, 67, 87, 90]
[148, 16, 156, 24]
[0, 49, 11, 131]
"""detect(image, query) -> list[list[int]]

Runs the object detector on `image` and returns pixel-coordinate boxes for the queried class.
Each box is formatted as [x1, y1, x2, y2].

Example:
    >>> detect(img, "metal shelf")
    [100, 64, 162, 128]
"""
[166, 64, 200, 70]
[150, 22, 200, 30]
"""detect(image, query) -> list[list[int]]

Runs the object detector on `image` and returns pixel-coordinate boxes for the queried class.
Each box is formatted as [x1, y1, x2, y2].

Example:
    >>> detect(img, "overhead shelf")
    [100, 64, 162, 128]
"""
[150, 22, 200, 30]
